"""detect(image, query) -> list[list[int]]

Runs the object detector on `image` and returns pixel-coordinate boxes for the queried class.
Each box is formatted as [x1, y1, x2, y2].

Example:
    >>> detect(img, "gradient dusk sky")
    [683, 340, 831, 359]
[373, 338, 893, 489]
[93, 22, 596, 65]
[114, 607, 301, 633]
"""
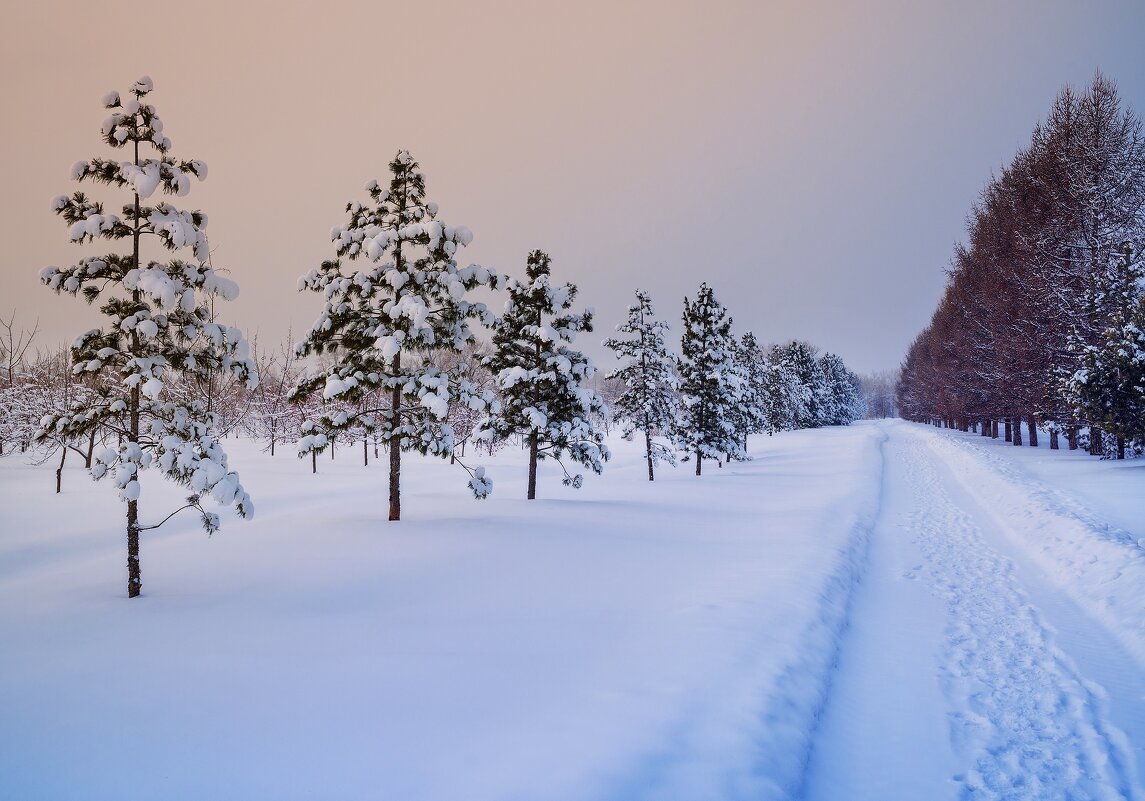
[3, 0, 1145, 374]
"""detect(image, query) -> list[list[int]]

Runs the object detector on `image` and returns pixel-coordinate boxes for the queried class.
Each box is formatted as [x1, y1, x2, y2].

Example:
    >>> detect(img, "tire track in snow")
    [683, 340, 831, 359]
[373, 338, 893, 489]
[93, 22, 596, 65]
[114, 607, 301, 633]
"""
[601, 426, 887, 801]
[903, 433, 1142, 801]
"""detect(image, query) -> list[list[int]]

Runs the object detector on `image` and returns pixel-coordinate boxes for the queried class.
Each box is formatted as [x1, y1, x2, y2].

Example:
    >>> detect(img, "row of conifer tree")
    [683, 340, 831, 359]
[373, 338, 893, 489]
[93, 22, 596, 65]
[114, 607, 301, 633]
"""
[14, 76, 860, 597]
[896, 74, 1145, 459]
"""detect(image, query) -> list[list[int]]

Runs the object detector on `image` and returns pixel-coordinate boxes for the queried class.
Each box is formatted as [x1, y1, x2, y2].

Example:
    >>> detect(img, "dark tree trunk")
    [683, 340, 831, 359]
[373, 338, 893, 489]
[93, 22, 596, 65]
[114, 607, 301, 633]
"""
[127, 353, 142, 598]
[311, 449, 317, 474]
[1090, 427, 1103, 456]
[991, 419, 999, 439]
[645, 431, 654, 481]
[127, 314, 142, 596]
[389, 384, 402, 521]
[1068, 427, 1078, 450]
[56, 446, 66, 494]
[1050, 429, 1059, 450]
[128, 168, 142, 599]
[527, 433, 539, 499]
[85, 429, 96, 467]
[127, 499, 141, 598]
[1027, 415, 1038, 447]
[1117, 436, 1126, 460]
[695, 449, 702, 476]
[1012, 418, 1023, 446]
[363, 437, 368, 467]
[1004, 418, 1012, 442]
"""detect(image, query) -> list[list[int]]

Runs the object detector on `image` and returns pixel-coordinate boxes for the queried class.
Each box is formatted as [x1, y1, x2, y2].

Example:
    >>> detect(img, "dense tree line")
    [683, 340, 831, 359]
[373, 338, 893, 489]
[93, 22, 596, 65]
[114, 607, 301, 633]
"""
[897, 74, 1145, 459]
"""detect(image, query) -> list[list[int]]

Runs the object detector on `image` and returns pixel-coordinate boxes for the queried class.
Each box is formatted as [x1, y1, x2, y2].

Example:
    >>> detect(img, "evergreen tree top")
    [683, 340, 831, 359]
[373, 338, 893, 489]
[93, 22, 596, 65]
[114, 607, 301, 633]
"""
[681, 283, 734, 356]
[295, 150, 499, 376]
[64, 76, 208, 212]
[491, 250, 591, 360]
[604, 288, 675, 361]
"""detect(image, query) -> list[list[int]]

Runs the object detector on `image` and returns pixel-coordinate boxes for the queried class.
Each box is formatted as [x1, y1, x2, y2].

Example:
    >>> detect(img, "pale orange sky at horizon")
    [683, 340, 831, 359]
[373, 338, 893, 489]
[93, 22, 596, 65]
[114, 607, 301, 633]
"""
[3, 0, 1145, 374]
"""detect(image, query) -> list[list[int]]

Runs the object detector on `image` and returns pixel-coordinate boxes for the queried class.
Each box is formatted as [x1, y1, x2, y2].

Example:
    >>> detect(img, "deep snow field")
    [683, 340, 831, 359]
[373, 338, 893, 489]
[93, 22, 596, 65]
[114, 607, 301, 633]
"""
[1, 420, 1143, 800]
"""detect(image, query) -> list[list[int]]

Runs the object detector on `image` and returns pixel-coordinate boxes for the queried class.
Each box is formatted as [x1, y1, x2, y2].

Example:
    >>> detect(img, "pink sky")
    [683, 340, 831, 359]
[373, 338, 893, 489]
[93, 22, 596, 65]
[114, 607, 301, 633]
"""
[3, 0, 1144, 373]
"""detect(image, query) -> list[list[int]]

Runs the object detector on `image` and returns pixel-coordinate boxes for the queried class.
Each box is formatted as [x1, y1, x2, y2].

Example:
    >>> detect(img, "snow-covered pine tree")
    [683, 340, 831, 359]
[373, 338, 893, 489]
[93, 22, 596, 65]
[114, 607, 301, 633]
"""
[478, 250, 609, 499]
[603, 289, 680, 481]
[1063, 246, 1145, 458]
[37, 77, 256, 598]
[292, 151, 500, 518]
[781, 340, 829, 428]
[762, 344, 803, 434]
[845, 369, 866, 422]
[676, 283, 743, 474]
[731, 331, 769, 452]
[821, 352, 865, 425]
[817, 352, 847, 425]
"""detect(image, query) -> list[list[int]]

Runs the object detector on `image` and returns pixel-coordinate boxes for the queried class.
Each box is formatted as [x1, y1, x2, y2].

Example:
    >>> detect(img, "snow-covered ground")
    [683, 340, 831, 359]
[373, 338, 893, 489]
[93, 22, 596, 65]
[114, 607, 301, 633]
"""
[1, 420, 1143, 800]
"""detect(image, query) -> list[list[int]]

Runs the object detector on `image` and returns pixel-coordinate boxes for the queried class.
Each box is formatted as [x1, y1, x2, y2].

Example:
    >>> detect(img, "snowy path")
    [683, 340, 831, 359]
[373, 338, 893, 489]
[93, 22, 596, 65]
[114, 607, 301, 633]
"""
[805, 422, 1145, 801]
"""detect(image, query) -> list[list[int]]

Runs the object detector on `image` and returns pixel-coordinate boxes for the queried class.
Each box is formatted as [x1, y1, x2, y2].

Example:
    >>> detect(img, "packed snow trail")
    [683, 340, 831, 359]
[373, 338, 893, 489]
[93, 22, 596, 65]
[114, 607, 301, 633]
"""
[805, 421, 1144, 801]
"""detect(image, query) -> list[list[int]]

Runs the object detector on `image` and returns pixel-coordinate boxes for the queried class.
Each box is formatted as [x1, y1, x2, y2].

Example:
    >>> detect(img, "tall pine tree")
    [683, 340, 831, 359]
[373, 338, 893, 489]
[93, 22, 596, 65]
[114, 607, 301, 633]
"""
[292, 151, 500, 518]
[603, 289, 680, 481]
[731, 331, 769, 453]
[479, 250, 609, 499]
[762, 344, 803, 434]
[676, 283, 743, 474]
[781, 340, 828, 428]
[819, 352, 864, 425]
[38, 76, 256, 598]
